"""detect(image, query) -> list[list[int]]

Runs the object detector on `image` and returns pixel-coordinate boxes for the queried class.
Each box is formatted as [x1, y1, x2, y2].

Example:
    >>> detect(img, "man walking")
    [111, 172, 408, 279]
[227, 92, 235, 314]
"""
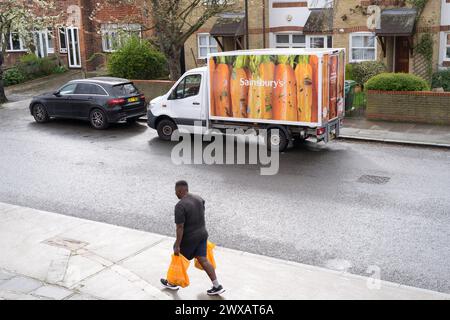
[161, 180, 225, 295]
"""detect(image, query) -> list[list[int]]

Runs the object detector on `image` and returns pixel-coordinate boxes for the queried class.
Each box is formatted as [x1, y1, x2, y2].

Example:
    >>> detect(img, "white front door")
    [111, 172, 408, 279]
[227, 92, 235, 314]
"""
[167, 73, 204, 130]
[66, 27, 81, 68]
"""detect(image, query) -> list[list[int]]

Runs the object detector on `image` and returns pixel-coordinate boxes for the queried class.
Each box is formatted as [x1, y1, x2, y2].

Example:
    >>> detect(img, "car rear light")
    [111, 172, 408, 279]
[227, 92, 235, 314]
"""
[316, 127, 326, 136]
[107, 98, 126, 107]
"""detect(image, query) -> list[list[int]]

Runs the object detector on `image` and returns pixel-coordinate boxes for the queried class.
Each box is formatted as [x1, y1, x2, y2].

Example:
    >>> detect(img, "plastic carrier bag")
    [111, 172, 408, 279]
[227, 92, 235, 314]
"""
[166, 254, 190, 288]
[194, 241, 217, 270]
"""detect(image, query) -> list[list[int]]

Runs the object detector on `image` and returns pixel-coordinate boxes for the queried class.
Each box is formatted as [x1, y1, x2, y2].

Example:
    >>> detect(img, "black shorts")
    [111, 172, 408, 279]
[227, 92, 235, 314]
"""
[180, 238, 207, 260]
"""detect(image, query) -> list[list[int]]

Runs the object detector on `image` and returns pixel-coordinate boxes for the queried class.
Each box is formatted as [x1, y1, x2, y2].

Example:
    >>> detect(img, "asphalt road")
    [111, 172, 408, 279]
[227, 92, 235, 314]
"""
[1, 100, 449, 293]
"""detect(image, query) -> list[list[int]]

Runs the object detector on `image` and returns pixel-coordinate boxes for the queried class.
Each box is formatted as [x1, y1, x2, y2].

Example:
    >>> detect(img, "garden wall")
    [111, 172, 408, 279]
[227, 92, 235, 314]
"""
[367, 90, 450, 125]
[132, 80, 175, 101]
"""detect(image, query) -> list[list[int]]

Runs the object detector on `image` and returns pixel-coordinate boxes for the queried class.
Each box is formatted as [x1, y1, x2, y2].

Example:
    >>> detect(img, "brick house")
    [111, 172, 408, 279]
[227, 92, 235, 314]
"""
[184, 0, 450, 79]
[3, 0, 151, 71]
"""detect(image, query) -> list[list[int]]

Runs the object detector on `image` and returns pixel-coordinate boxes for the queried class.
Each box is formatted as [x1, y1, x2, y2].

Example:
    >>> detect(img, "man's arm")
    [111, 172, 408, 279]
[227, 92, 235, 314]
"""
[173, 223, 184, 256]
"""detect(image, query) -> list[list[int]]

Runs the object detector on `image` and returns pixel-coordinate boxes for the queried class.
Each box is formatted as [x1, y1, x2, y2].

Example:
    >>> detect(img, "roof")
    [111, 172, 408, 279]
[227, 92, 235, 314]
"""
[376, 8, 417, 36]
[210, 13, 246, 37]
[303, 8, 334, 34]
[70, 77, 130, 85]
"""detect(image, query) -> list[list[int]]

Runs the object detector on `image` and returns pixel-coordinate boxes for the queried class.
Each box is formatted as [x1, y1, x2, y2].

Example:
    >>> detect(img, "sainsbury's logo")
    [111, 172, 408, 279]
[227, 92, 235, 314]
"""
[239, 78, 286, 88]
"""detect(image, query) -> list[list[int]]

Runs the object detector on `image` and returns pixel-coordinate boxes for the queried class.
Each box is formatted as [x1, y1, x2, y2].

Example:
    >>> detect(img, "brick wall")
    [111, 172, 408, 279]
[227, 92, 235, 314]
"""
[367, 90, 450, 125]
[132, 79, 175, 101]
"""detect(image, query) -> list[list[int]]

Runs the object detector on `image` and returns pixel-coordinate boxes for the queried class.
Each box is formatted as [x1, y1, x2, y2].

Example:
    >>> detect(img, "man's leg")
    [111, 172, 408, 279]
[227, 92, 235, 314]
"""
[196, 256, 225, 295]
[196, 256, 217, 281]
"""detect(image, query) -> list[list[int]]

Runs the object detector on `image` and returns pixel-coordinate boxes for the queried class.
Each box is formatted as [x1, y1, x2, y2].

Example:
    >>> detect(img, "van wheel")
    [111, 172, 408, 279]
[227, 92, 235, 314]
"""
[157, 119, 177, 141]
[32, 103, 50, 123]
[267, 128, 289, 152]
[90, 109, 109, 130]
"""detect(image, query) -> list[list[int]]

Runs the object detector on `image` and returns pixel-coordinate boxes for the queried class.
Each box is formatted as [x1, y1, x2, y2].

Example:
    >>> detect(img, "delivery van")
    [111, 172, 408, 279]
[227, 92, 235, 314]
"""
[147, 48, 345, 151]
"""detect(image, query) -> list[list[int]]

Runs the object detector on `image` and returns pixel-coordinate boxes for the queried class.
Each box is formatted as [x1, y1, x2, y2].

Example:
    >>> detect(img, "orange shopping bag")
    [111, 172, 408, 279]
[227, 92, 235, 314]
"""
[166, 254, 190, 288]
[195, 241, 217, 270]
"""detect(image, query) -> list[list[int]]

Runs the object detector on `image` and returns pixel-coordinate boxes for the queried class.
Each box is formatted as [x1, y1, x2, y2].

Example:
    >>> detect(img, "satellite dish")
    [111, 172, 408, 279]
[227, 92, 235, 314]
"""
[367, 5, 381, 30]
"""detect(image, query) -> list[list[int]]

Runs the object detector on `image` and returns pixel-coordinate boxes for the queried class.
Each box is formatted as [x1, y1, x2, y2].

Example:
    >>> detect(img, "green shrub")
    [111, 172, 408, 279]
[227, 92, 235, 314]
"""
[351, 61, 386, 86]
[40, 57, 57, 76]
[431, 69, 450, 92]
[345, 64, 354, 80]
[19, 53, 40, 64]
[52, 65, 67, 74]
[107, 36, 168, 80]
[3, 68, 26, 86]
[365, 73, 430, 91]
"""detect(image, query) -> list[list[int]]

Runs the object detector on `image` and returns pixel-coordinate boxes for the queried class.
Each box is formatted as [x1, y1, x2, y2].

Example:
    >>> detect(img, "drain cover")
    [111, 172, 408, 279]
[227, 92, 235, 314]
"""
[357, 175, 390, 185]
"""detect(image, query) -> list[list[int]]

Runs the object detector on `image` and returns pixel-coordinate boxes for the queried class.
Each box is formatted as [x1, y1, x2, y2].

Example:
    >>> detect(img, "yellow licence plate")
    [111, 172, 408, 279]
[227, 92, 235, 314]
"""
[127, 97, 139, 103]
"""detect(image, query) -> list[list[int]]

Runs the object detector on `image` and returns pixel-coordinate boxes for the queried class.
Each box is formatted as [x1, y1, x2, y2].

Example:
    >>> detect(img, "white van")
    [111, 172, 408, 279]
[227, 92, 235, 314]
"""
[147, 48, 345, 151]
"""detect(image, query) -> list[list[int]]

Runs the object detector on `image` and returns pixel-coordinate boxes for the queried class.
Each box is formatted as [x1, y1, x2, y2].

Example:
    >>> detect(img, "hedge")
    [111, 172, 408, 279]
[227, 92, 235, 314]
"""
[365, 73, 430, 91]
[350, 61, 386, 86]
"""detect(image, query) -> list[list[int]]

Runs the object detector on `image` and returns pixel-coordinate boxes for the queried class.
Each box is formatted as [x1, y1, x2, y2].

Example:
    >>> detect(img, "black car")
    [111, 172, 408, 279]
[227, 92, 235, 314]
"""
[29, 77, 146, 129]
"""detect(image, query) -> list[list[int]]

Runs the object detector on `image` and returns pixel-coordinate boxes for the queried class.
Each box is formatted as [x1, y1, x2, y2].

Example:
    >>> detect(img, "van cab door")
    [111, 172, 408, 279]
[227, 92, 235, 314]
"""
[167, 72, 205, 132]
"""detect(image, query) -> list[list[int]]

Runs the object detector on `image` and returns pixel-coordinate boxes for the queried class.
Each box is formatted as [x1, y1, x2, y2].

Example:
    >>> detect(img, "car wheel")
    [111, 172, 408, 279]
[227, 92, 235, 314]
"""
[156, 119, 177, 141]
[266, 128, 289, 152]
[90, 109, 109, 130]
[32, 103, 50, 123]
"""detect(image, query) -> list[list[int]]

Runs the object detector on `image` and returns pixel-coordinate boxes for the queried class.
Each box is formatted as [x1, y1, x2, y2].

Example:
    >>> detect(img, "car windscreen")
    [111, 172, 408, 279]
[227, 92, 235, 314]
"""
[112, 83, 139, 97]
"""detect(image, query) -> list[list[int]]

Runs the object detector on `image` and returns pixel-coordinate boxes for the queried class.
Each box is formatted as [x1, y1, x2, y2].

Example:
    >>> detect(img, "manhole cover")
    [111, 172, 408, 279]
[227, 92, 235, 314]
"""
[358, 175, 390, 185]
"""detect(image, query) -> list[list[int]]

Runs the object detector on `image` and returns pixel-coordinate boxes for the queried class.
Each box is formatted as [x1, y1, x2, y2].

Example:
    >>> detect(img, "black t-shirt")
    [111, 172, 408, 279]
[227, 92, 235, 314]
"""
[175, 193, 208, 244]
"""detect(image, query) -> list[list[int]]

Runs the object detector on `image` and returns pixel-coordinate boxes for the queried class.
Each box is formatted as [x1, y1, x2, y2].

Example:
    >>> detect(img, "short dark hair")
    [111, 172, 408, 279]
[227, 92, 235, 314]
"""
[175, 180, 188, 189]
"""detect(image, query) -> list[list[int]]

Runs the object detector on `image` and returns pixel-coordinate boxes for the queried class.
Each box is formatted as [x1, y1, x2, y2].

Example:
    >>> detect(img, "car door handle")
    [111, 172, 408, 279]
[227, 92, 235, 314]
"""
[193, 102, 200, 105]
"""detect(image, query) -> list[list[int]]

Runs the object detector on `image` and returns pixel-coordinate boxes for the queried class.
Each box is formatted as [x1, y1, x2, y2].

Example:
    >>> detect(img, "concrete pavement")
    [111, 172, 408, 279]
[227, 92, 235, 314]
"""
[340, 118, 450, 148]
[0, 202, 448, 300]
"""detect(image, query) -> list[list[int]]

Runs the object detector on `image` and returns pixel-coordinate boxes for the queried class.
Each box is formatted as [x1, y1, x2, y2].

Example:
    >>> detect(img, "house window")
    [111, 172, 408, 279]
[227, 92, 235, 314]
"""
[446, 33, 450, 60]
[5, 33, 26, 52]
[197, 34, 217, 59]
[101, 23, 142, 52]
[308, 35, 332, 48]
[33, 28, 54, 57]
[274, 33, 306, 48]
[59, 28, 67, 53]
[350, 32, 376, 62]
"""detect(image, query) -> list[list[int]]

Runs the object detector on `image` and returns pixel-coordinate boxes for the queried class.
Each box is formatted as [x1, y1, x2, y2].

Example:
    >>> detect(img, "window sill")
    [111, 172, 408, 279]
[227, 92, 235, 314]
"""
[349, 59, 376, 63]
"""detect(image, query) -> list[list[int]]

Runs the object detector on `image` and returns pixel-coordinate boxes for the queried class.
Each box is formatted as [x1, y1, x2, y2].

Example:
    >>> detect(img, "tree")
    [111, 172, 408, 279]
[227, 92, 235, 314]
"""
[90, 0, 236, 80]
[0, 0, 59, 103]
[149, 0, 235, 80]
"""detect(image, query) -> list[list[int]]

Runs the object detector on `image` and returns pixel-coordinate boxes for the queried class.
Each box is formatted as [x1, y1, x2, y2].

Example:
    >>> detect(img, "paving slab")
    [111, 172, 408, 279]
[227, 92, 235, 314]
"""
[32, 284, 73, 300]
[0, 269, 15, 281]
[0, 276, 42, 294]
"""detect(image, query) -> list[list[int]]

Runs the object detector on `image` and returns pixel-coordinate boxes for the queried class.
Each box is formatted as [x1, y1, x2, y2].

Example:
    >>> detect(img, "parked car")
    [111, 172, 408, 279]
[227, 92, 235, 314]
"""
[30, 77, 146, 129]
